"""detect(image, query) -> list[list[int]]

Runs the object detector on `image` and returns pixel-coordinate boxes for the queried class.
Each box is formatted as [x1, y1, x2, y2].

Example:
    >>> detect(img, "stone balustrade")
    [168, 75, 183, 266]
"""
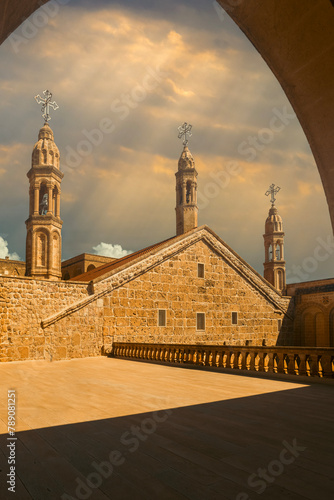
[111, 343, 334, 378]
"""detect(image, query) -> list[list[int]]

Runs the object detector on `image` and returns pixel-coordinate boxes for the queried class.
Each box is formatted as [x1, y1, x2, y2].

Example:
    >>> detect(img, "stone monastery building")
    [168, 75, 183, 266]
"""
[1, 119, 334, 363]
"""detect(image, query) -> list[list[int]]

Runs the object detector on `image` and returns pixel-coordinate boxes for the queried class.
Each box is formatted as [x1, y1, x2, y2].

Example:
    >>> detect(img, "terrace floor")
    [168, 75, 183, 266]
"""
[0, 357, 333, 499]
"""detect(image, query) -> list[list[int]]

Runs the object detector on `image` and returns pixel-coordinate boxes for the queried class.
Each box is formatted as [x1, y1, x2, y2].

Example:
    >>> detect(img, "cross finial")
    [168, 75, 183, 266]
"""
[35, 90, 59, 123]
[265, 183, 281, 206]
[178, 122, 192, 147]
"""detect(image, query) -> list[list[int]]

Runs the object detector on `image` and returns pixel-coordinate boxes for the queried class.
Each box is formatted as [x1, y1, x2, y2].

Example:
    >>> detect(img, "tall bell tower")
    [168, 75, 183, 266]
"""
[175, 122, 198, 236]
[25, 90, 63, 280]
[263, 184, 286, 292]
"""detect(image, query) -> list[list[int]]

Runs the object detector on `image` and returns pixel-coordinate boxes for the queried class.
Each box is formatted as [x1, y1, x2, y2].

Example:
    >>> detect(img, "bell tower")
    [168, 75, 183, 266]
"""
[263, 184, 286, 292]
[175, 122, 198, 235]
[25, 90, 63, 280]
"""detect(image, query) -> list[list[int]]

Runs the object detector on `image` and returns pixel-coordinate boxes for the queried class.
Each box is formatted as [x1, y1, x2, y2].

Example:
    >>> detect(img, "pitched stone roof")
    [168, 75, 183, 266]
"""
[43, 225, 291, 329]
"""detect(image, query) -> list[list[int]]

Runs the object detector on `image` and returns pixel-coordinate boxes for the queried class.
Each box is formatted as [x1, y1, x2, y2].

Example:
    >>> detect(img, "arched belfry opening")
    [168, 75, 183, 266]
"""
[25, 91, 63, 280]
[263, 184, 286, 292]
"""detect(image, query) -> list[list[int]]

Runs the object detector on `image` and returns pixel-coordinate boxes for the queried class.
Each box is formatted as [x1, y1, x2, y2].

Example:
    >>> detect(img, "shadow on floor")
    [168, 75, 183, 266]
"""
[1, 384, 334, 500]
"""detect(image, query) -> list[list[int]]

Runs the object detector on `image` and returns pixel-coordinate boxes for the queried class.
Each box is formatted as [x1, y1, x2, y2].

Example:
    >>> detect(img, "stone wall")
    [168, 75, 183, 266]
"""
[1, 234, 294, 363]
[0, 258, 26, 277]
[0, 275, 104, 362]
[287, 280, 334, 346]
[100, 240, 292, 348]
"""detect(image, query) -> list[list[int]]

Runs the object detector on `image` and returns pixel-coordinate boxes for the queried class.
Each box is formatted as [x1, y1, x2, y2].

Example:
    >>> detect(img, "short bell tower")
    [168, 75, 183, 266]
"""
[263, 184, 286, 292]
[175, 122, 198, 235]
[25, 90, 63, 280]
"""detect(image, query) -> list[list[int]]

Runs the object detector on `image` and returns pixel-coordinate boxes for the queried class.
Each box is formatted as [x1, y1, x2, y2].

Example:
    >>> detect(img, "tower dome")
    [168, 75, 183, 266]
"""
[265, 206, 283, 233]
[32, 122, 60, 169]
[178, 145, 195, 170]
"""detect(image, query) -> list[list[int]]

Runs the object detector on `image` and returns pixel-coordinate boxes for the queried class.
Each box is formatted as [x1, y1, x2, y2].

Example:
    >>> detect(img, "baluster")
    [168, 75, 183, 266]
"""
[237, 352, 243, 370]
[320, 353, 333, 378]
[215, 351, 220, 367]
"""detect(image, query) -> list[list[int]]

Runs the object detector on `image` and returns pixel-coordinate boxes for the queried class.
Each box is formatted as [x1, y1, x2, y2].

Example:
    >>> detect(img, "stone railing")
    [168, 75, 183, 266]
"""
[111, 343, 334, 378]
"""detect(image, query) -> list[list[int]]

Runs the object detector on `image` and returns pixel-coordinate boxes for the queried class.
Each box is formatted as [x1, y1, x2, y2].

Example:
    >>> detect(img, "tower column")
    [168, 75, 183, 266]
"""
[182, 182, 186, 206]
[34, 186, 39, 215]
[56, 191, 61, 218]
[47, 184, 53, 214]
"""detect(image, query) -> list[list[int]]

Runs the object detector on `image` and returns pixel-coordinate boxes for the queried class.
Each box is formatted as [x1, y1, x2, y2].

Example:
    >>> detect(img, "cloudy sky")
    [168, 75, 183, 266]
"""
[0, 0, 333, 283]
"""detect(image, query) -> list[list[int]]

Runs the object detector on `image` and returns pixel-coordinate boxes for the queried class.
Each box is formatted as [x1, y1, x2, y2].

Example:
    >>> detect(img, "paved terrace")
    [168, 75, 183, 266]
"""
[0, 357, 333, 499]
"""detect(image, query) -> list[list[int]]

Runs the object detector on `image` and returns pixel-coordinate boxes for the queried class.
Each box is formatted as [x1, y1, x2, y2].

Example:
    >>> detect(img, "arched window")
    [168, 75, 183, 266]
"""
[87, 264, 96, 272]
[277, 269, 284, 290]
[186, 181, 191, 203]
[268, 244, 273, 261]
[42, 149, 47, 164]
[52, 233, 59, 268]
[37, 232, 47, 267]
[275, 244, 281, 260]
[39, 184, 48, 215]
[179, 185, 183, 204]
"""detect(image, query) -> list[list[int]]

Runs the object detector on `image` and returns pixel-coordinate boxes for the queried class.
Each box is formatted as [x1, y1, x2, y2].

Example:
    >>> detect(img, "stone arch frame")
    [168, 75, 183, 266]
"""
[275, 268, 284, 291]
[50, 230, 61, 270]
[33, 227, 50, 268]
[297, 302, 328, 347]
[2, 1, 334, 231]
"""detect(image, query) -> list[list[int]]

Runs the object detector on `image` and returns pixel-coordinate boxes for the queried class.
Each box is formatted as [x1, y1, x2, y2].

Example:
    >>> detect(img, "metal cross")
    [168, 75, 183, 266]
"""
[178, 122, 192, 146]
[265, 183, 281, 206]
[35, 90, 59, 122]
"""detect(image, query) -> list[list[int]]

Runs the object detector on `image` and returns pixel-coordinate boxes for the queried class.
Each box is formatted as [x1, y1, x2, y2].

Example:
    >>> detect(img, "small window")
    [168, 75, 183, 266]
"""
[158, 309, 166, 327]
[197, 263, 205, 278]
[197, 313, 205, 331]
[278, 319, 282, 330]
[232, 312, 238, 325]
